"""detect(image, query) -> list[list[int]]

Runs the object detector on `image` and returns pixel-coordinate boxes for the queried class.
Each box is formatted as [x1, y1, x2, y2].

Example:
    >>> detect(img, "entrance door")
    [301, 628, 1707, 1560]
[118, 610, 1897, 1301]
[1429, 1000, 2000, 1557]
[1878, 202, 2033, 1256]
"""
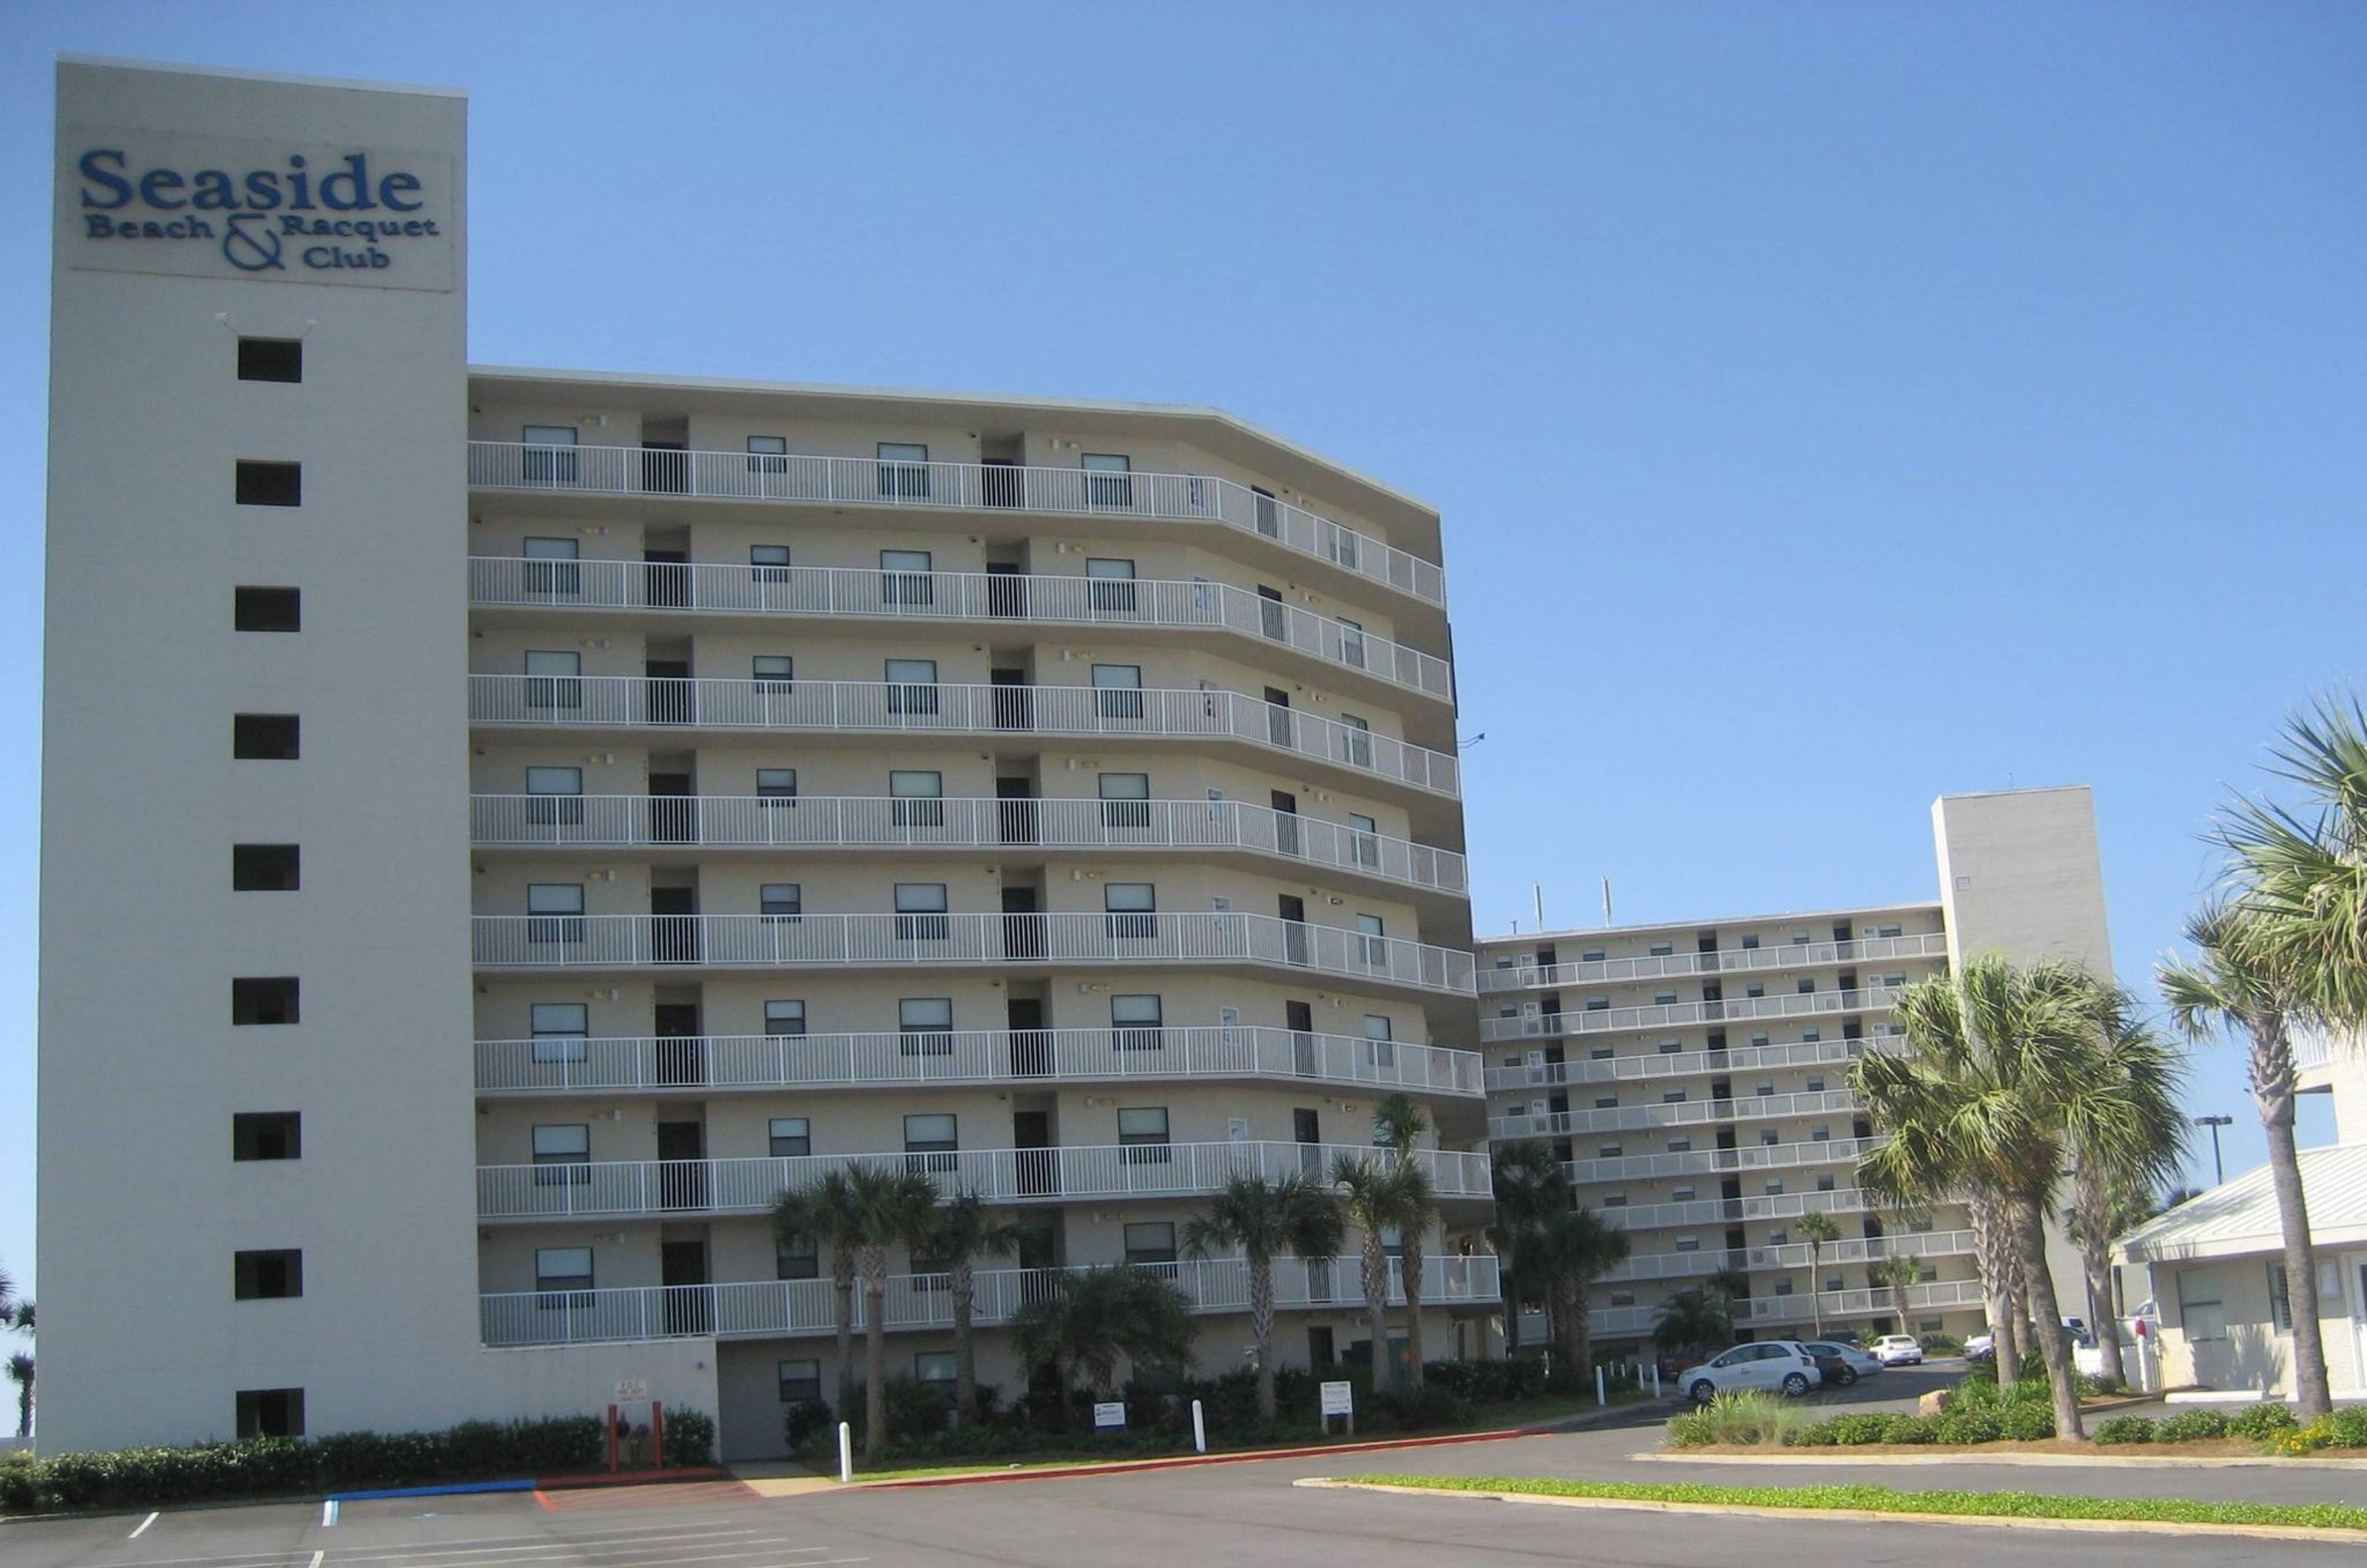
[996, 776, 1040, 845]
[982, 457, 1023, 510]
[654, 1001, 704, 1087]
[656, 1121, 708, 1211]
[1270, 789, 1300, 856]
[1308, 1325, 1336, 1367]
[651, 887, 699, 964]
[1007, 998, 1050, 1077]
[1002, 886, 1043, 959]
[1279, 894, 1309, 967]
[1013, 1109, 1058, 1196]
[1287, 998, 1316, 1075]
[985, 560, 1027, 615]
[1257, 585, 1287, 641]
[641, 442, 689, 496]
[1263, 686, 1293, 749]
[661, 1239, 711, 1335]
[1294, 1105, 1323, 1175]
[646, 658, 694, 724]
[649, 771, 698, 845]
[644, 550, 690, 609]
[991, 668, 1033, 731]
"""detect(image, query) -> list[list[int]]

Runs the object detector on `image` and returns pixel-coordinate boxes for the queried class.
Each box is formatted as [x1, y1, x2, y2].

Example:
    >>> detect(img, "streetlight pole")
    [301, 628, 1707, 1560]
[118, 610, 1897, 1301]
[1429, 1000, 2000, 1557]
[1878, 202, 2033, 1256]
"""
[2192, 1115, 2232, 1188]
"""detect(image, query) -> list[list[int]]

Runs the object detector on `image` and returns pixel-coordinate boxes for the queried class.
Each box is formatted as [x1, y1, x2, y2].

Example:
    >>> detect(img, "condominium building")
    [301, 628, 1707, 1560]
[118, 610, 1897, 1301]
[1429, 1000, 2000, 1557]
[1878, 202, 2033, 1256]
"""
[39, 58, 1490, 1461]
[1474, 787, 2113, 1351]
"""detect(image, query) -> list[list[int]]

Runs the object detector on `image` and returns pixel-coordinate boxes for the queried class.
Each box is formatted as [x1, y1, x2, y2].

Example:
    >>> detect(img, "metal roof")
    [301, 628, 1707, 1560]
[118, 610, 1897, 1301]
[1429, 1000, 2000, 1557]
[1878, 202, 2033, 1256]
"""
[2114, 1141, 2367, 1264]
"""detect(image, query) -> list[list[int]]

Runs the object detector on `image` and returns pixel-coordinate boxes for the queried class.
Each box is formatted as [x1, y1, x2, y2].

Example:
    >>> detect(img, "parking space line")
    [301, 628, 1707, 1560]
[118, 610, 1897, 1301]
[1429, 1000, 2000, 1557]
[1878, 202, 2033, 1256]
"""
[129, 1513, 160, 1539]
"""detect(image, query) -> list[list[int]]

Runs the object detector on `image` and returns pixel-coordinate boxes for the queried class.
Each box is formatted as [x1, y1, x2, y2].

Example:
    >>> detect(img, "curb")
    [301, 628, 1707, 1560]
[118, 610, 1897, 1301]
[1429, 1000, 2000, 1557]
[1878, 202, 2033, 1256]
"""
[533, 1467, 732, 1492]
[1293, 1479, 2367, 1545]
[1635, 1449, 2367, 1471]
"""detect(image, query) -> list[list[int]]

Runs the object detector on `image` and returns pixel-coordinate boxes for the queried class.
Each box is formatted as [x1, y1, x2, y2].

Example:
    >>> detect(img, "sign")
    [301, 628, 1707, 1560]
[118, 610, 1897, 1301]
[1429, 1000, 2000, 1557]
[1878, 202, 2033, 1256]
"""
[615, 1379, 649, 1401]
[1319, 1380, 1354, 1416]
[60, 129, 456, 292]
[1092, 1401, 1127, 1429]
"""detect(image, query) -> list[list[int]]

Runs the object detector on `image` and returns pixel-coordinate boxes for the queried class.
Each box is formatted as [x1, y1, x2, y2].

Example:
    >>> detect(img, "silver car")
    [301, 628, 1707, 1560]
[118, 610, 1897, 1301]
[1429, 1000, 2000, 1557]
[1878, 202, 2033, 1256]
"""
[1677, 1340, 1826, 1403]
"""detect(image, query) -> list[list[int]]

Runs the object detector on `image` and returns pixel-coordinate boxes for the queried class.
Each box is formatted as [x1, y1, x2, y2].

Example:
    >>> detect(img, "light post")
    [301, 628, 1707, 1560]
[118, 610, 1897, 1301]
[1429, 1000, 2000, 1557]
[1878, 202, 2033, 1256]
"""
[2192, 1115, 2232, 1188]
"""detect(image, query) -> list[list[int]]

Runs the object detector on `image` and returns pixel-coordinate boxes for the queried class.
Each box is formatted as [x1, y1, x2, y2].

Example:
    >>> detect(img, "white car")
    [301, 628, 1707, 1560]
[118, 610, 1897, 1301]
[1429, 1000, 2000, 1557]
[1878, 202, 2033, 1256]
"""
[1804, 1340, 1888, 1384]
[1869, 1334, 1925, 1367]
[1677, 1341, 1826, 1404]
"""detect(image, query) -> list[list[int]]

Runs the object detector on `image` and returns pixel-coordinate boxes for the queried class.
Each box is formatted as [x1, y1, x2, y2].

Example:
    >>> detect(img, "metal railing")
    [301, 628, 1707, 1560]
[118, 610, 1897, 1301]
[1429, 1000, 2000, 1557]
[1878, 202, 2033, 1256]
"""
[1479, 987, 1902, 1044]
[470, 910, 1476, 996]
[1598, 1186, 1910, 1234]
[1561, 1135, 1879, 1186]
[1584, 1229, 1977, 1287]
[1587, 1276, 1984, 1337]
[466, 442, 1446, 608]
[470, 793, 1468, 897]
[1490, 1089, 1865, 1141]
[476, 1140, 1496, 1220]
[1484, 1036, 1879, 1093]
[470, 557, 1451, 701]
[469, 675, 1459, 800]
[479, 1253, 1499, 1348]
[1477, 933, 1950, 993]
[476, 1024, 1482, 1097]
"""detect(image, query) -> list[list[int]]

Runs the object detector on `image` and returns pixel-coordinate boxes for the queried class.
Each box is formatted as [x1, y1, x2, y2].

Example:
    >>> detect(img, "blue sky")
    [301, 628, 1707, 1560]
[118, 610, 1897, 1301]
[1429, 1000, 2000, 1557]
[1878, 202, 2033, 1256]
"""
[4, 2, 2363, 1300]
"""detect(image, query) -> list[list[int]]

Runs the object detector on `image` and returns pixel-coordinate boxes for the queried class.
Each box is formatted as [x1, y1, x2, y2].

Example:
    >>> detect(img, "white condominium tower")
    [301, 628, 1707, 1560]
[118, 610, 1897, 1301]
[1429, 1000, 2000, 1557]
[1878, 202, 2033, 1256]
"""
[1473, 787, 2113, 1351]
[39, 58, 1488, 1460]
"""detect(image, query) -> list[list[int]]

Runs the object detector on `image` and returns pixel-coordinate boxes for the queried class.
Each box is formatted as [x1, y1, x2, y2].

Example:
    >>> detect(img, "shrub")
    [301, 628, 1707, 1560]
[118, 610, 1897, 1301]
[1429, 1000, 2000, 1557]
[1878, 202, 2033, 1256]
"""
[1422, 1356, 1547, 1404]
[1666, 1405, 1718, 1448]
[661, 1408, 716, 1467]
[2155, 1408, 2229, 1443]
[1667, 1390, 1816, 1448]
[1367, 1383, 1473, 1432]
[879, 1376, 952, 1448]
[1918, 1333, 1965, 1355]
[1997, 1402, 2056, 1442]
[2227, 1402, 2300, 1441]
[2094, 1416, 2155, 1445]
[1933, 1406, 2002, 1444]
[2078, 1373, 2124, 1398]
[1878, 1413, 1937, 1444]
[783, 1399, 834, 1451]
[2323, 1406, 2367, 1449]
[1792, 1413, 1891, 1447]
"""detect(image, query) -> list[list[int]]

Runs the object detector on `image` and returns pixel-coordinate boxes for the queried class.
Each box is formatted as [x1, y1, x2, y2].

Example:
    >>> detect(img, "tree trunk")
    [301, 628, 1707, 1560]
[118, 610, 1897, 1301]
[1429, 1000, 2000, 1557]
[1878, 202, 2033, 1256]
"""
[834, 1270, 857, 1418]
[1250, 1254, 1277, 1422]
[1806, 1244, 1825, 1339]
[1502, 1266, 1522, 1356]
[1571, 1280, 1594, 1378]
[2010, 1197, 2085, 1441]
[862, 1274, 888, 1458]
[1402, 1252, 1426, 1393]
[1970, 1192, 2022, 1385]
[951, 1260, 977, 1427]
[1363, 1236, 1391, 1390]
[2072, 1160, 2127, 1388]
[2255, 1016, 2332, 1417]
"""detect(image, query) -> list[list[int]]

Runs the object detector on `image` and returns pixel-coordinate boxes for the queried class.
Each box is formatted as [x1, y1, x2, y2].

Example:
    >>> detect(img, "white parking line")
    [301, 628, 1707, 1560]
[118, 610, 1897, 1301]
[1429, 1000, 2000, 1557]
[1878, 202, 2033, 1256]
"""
[311, 1552, 326, 1568]
[323, 1501, 340, 1528]
[128, 1513, 160, 1539]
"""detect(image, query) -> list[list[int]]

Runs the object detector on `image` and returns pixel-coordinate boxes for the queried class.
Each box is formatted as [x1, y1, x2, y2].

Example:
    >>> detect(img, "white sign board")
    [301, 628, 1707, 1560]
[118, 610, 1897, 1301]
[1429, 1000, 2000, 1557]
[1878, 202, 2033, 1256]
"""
[1320, 1379, 1354, 1416]
[614, 1379, 649, 1401]
[1092, 1400, 1127, 1429]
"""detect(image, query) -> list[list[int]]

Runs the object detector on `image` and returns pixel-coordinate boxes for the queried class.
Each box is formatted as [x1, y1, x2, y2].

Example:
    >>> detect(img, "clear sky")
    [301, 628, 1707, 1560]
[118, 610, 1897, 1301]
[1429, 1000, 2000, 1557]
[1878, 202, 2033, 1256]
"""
[4, 2, 2363, 1302]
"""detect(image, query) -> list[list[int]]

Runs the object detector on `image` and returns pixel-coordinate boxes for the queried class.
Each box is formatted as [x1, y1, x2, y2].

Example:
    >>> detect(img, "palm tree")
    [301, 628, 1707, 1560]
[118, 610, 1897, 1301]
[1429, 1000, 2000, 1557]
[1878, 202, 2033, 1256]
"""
[1854, 953, 2099, 1441]
[1794, 1210, 1840, 1339]
[771, 1170, 868, 1418]
[2062, 982, 2188, 1388]
[1371, 1092, 1431, 1166]
[2216, 695, 2367, 1024]
[1334, 1154, 1434, 1390]
[1535, 1206, 1630, 1379]
[2161, 901, 2334, 1417]
[4, 1353, 27, 1440]
[1366, 1092, 1442, 1390]
[922, 1190, 1023, 1427]
[8, 1300, 30, 1336]
[1871, 1254, 1922, 1335]
[844, 1163, 942, 1456]
[1010, 1265, 1196, 1407]
[1652, 1287, 1731, 1360]
[1181, 1171, 1345, 1421]
[1487, 1141, 1570, 1356]
[1704, 1263, 1751, 1304]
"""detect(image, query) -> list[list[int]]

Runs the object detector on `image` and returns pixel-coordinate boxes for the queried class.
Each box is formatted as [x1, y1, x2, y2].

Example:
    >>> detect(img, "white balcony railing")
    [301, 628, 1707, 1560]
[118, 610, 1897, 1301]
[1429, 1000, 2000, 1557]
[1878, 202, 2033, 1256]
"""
[1480, 987, 1902, 1044]
[1586, 1276, 1984, 1338]
[1598, 1186, 1907, 1234]
[472, 910, 1475, 995]
[1561, 1135, 1878, 1186]
[1490, 1089, 1865, 1141]
[1477, 933, 1951, 993]
[480, 1253, 1499, 1349]
[469, 676, 1459, 800]
[476, 1140, 1496, 1220]
[470, 558, 1451, 701]
[1485, 1036, 1877, 1093]
[465, 442, 1447, 609]
[476, 1024, 1482, 1098]
[1598, 1230, 1976, 1287]
[470, 794, 1468, 898]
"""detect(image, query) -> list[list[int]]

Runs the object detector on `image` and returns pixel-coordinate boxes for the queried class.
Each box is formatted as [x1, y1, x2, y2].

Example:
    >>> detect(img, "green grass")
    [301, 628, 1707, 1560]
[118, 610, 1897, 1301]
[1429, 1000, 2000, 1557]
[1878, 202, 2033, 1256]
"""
[1334, 1476, 2367, 1532]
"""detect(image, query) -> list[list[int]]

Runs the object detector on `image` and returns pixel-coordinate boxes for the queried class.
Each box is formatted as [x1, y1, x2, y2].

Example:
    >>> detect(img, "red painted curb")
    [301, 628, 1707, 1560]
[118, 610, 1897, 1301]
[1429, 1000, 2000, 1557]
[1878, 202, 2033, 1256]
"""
[854, 1421, 1573, 1490]
[534, 1467, 730, 1492]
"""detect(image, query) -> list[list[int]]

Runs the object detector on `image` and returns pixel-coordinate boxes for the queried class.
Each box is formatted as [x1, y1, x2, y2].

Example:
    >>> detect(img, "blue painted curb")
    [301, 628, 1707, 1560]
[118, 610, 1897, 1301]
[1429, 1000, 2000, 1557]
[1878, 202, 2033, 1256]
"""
[326, 1479, 538, 1501]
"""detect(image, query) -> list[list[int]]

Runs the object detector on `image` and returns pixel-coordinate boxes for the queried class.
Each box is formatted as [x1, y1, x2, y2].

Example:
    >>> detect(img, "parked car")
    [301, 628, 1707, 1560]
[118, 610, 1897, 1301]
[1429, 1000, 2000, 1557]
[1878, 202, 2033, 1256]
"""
[1676, 1341, 1826, 1404]
[1963, 1333, 1995, 1362]
[1803, 1339, 1888, 1384]
[1870, 1334, 1925, 1367]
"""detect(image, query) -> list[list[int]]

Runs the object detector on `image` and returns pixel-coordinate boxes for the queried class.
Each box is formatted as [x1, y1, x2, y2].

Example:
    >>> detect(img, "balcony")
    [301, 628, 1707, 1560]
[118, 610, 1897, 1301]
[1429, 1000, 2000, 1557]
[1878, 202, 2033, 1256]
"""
[1586, 1276, 1984, 1337]
[1599, 1186, 1905, 1234]
[476, 1140, 1496, 1220]
[466, 442, 1447, 609]
[473, 910, 1476, 996]
[1489, 1088, 1865, 1141]
[469, 676, 1459, 800]
[476, 1024, 1482, 1098]
[470, 558, 1451, 703]
[1478, 932, 1950, 993]
[1590, 1229, 1975, 1288]
[479, 1253, 1499, 1348]
[1485, 1037, 1873, 1093]
[1479, 986, 1901, 1044]
[472, 794, 1467, 899]
[1561, 1135, 1879, 1186]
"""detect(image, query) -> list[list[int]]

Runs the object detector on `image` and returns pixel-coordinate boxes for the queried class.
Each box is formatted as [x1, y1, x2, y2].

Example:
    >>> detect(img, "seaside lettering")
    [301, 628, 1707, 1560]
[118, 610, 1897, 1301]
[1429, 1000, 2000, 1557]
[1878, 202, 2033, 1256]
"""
[75, 147, 440, 275]
[78, 149, 425, 214]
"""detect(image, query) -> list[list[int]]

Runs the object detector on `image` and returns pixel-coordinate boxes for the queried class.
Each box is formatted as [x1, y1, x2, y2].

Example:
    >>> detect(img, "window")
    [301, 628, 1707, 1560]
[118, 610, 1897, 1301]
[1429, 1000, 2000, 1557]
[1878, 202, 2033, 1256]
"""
[1602, 1192, 1627, 1209]
[1609, 1291, 1636, 1308]
[899, 997, 954, 1055]
[530, 1003, 590, 1063]
[757, 768, 798, 802]
[1768, 1229, 1789, 1245]
[1356, 913, 1387, 967]
[1652, 991, 1678, 1007]
[1670, 1186, 1695, 1202]
[1763, 1179, 1784, 1195]
[525, 766, 585, 825]
[1363, 1013, 1397, 1069]
[232, 843, 300, 891]
[236, 1389, 305, 1440]
[1673, 1235, 1700, 1252]
[1584, 997, 1610, 1012]
[235, 460, 301, 507]
[1112, 994, 1164, 1052]
[1092, 663, 1144, 720]
[1772, 1280, 1794, 1297]
[753, 655, 794, 693]
[1880, 973, 1906, 990]
[1811, 1124, 1831, 1142]
[521, 424, 578, 484]
[778, 1359, 823, 1404]
[1098, 771, 1151, 830]
[234, 713, 300, 760]
[1805, 1076, 1825, 1093]
[1667, 1137, 1692, 1152]
[881, 550, 933, 606]
[877, 441, 930, 499]
[232, 1112, 301, 1161]
[1661, 1087, 1686, 1104]
[764, 999, 808, 1037]
[524, 649, 582, 710]
[237, 336, 303, 382]
[894, 882, 949, 941]
[903, 1113, 958, 1173]
[760, 882, 803, 921]
[1755, 1081, 1775, 1098]
[1123, 1220, 1178, 1267]
[532, 1124, 591, 1184]
[1595, 1095, 1618, 1109]
[1760, 1130, 1780, 1146]
[1658, 1038, 1683, 1055]
[885, 658, 938, 716]
[1118, 1107, 1171, 1163]
[1740, 935, 1760, 950]
[234, 586, 301, 631]
[2268, 1262, 2292, 1332]
[1749, 1033, 1770, 1048]
[1593, 1046, 1616, 1060]
[1336, 617, 1366, 669]
[746, 434, 789, 475]
[535, 1246, 593, 1294]
[776, 1240, 819, 1281]
[232, 976, 299, 1026]
[1797, 978, 1816, 994]
[1083, 452, 1134, 507]
[1746, 983, 1765, 999]
[521, 536, 581, 595]
[915, 1351, 958, 1388]
[1105, 882, 1157, 939]
[1801, 1029, 1822, 1044]
[234, 1249, 303, 1300]
[1877, 925, 1903, 939]
[891, 770, 945, 828]
[527, 882, 587, 943]
[750, 544, 792, 582]
[1348, 812, 1380, 867]
[769, 1118, 812, 1158]
[1649, 942, 1674, 957]
[1340, 712, 1374, 768]
[1814, 1175, 1837, 1192]
[1597, 1144, 1623, 1158]
[1085, 557, 1139, 614]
